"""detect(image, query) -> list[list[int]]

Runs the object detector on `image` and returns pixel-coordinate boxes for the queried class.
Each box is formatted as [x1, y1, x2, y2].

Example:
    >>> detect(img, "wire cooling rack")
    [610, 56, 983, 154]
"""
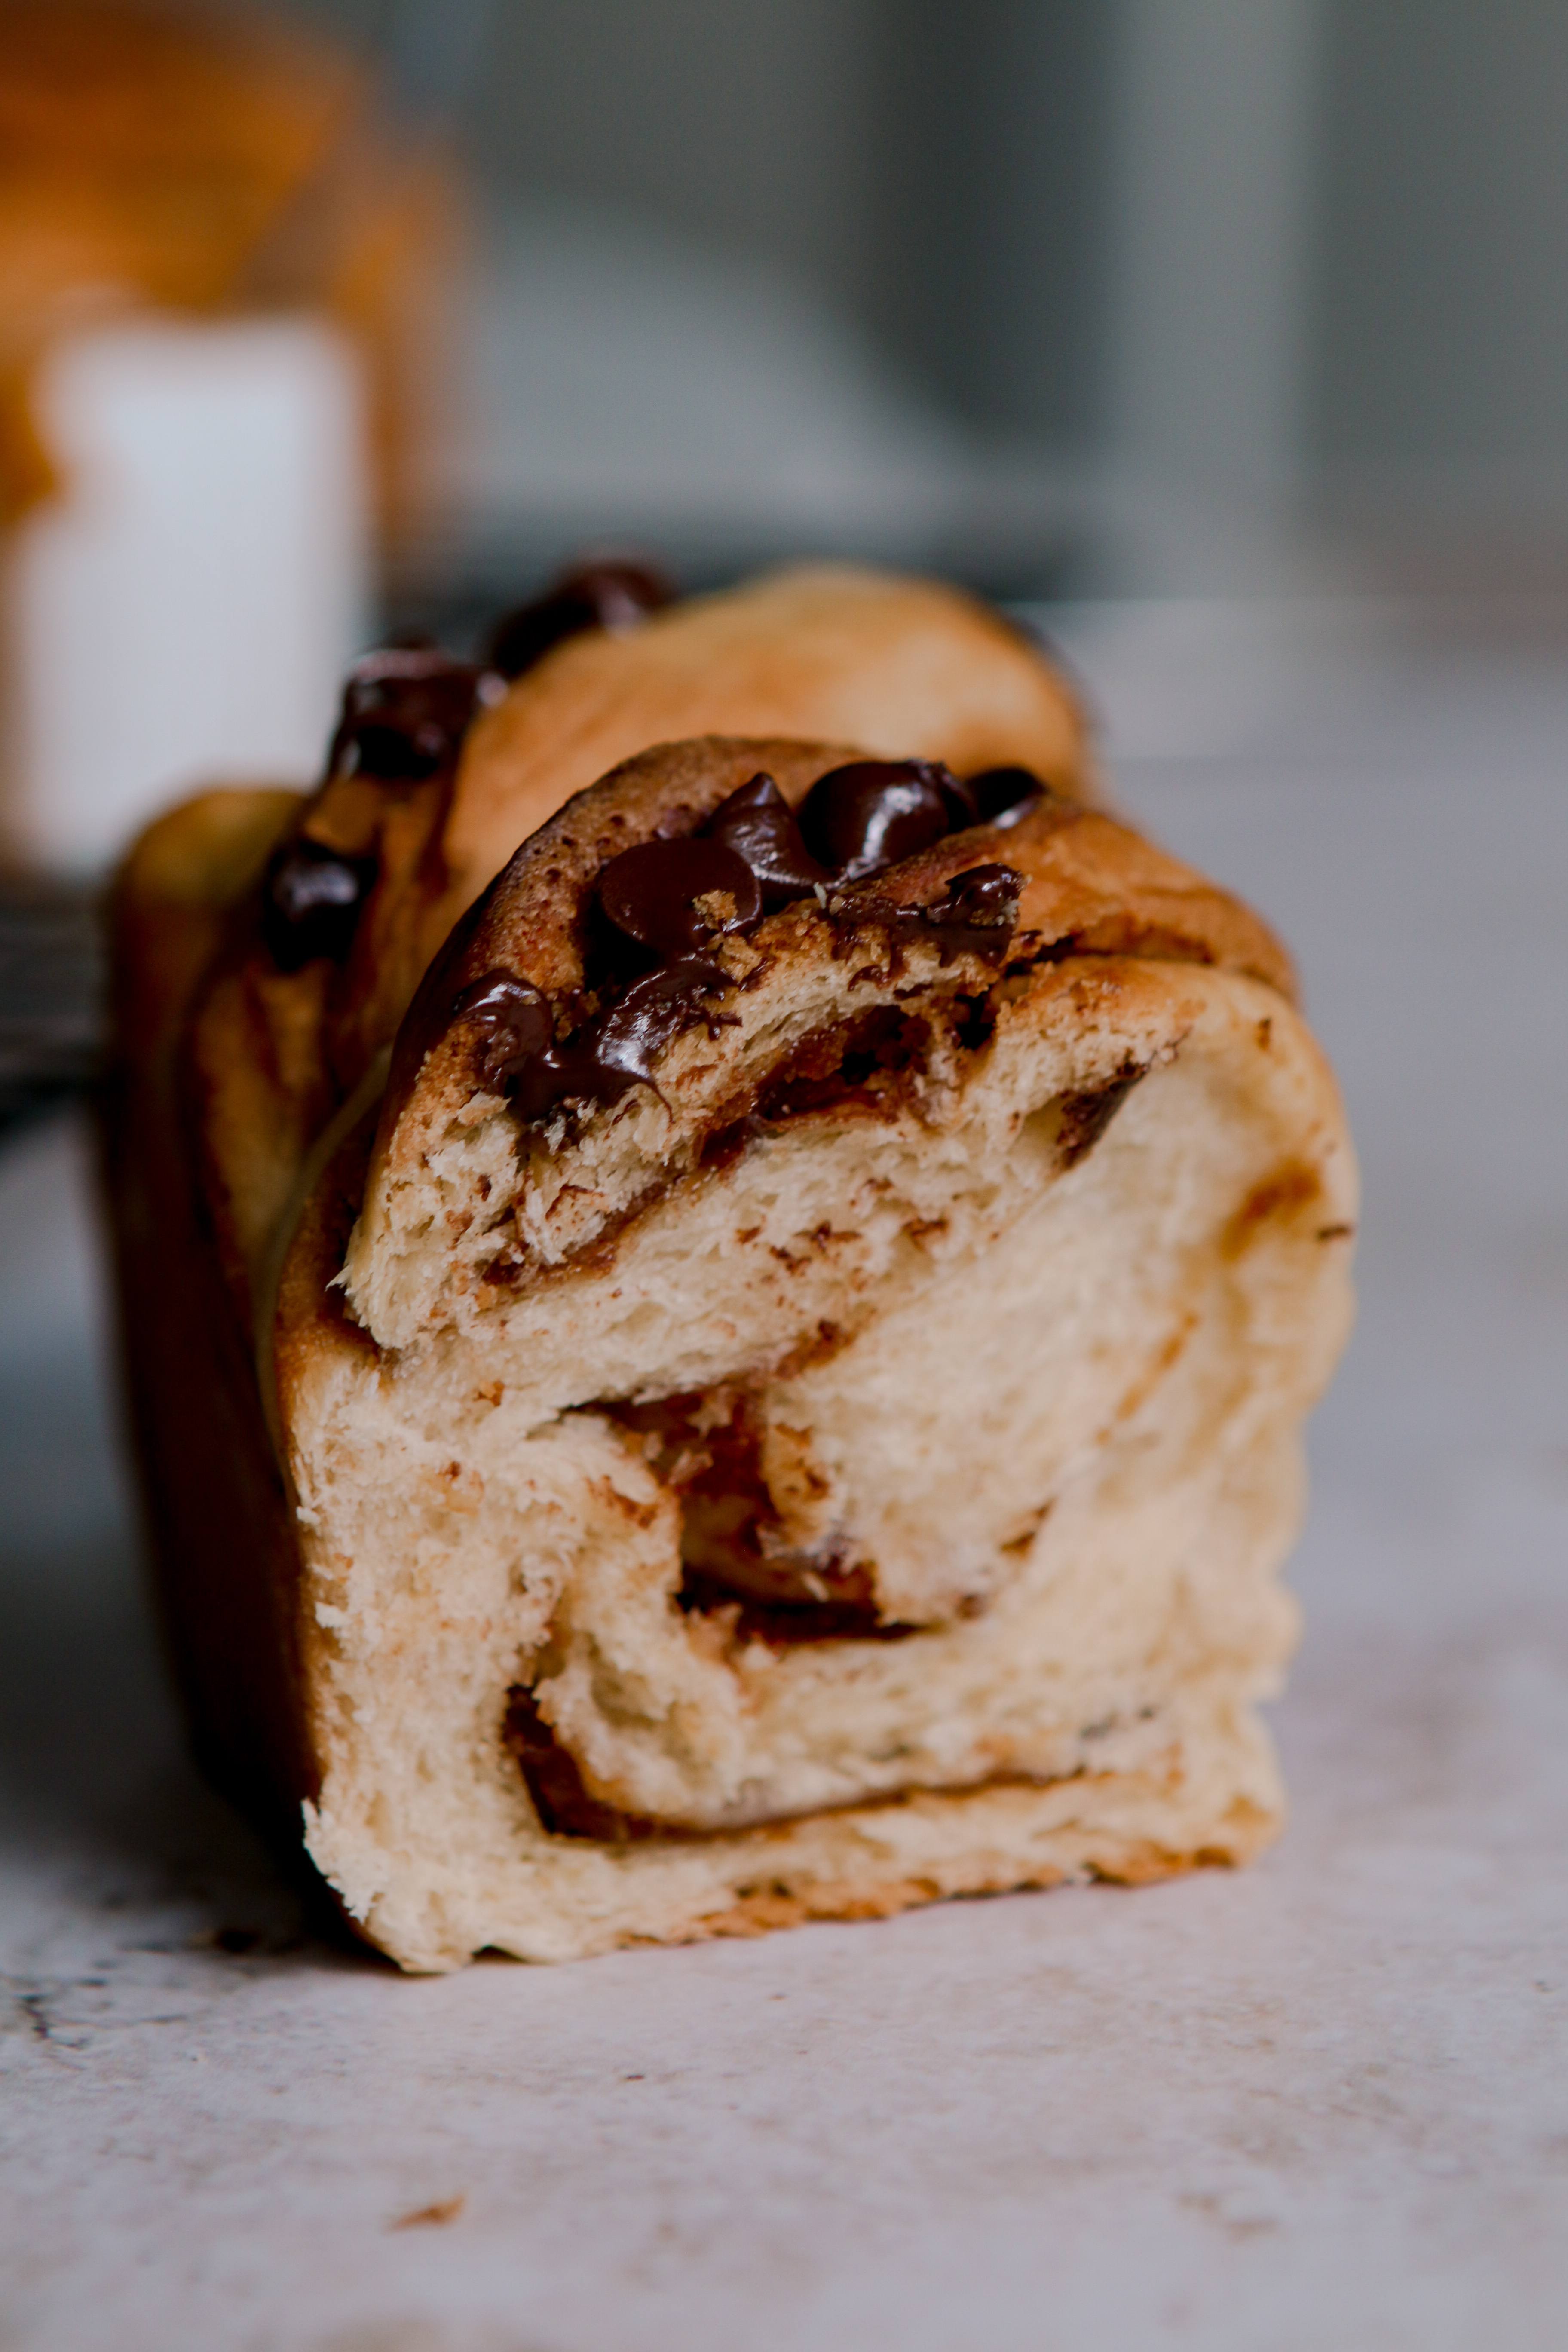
[0, 875, 101, 1136]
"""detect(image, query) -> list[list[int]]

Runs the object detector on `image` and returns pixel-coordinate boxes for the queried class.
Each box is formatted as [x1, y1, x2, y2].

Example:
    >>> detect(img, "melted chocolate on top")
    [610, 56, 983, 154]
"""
[263, 647, 493, 971]
[861, 861, 1025, 965]
[261, 837, 378, 971]
[328, 646, 491, 783]
[453, 971, 554, 1093]
[704, 772, 830, 905]
[457, 958, 733, 1121]
[453, 747, 1038, 1123]
[597, 836, 762, 961]
[967, 764, 1048, 827]
[547, 959, 734, 1114]
[486, 557, 675, 681]
[798, 758, 959, 884]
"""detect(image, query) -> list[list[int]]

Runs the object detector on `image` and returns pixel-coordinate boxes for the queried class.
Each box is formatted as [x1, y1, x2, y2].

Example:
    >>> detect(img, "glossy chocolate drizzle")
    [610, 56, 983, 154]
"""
[459, 758, 1043, 1121]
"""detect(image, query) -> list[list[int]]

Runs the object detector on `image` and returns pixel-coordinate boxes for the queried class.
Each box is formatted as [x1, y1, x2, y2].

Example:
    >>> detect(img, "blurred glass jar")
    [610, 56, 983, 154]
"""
[0, 0, 463, 872]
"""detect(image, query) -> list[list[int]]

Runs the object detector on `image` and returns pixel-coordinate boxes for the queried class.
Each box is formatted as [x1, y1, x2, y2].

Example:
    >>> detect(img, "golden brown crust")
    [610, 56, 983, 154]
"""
[624, 1792, 1279, 1946]
[100, 787, 318, 1847]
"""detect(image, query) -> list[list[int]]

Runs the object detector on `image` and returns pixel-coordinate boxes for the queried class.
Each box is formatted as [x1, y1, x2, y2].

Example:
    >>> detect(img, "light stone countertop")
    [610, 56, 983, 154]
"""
[2, 602, 1565, 2352]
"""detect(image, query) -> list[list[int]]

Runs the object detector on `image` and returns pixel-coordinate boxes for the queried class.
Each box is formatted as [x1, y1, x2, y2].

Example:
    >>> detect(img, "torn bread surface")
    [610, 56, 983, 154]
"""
[285, 927, 1353, 1970]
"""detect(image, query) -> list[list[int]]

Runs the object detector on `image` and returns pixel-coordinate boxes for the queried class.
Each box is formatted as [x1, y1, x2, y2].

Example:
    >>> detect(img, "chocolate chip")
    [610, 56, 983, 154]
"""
[940, 863, 1024, 925]
[463, 956, 730, 1124]
[486, 557, 674, 680]
[329, 647, 488, 783]
[262, 837, 377, 971]
[966, 765, 1047, 827]
[703, 772, 830, 906]
[840, 862, 1023, 967]
[798, 759, 959, 884]
[598, 837, 762, 961]
[570, 957, 733, 1104]
[933, 771, 983, 827]
[453, 971, 555, 1094]
[912, 861, 1023, 962]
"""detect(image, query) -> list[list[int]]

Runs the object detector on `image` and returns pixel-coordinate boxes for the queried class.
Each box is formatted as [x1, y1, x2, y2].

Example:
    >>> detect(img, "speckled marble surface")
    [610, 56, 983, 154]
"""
[2, 604, 1565, 2352]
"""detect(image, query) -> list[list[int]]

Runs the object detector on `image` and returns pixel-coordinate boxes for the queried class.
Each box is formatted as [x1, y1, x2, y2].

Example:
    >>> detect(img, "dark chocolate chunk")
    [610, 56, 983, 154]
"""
[261, 836, 378, 971]
[597, 837, 762, 962]
[453, 970, 555, 1094]
[798, 758, 959, 883]
[933, 769, 983, 827]
[703, 772, 830, 905]
[475, 956, 732, 1124]
[966, 765, 1047, 827]
[329, 646, 488, 783]
[915, 861, 1023, 961]
[842, 862, 1023, 968]
[564, 958, 733, 1109]
[936, 862, 1024, 928]
[486, 557, 674, 680]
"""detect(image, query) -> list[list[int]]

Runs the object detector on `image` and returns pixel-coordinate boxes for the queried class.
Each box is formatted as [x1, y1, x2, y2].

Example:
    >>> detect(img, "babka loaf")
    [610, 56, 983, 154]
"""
[104, 562, 1354, 1969]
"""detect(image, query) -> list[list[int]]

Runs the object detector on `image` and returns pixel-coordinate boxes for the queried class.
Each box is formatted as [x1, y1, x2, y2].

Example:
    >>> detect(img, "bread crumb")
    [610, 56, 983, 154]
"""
[391, 2195, 465, 2231]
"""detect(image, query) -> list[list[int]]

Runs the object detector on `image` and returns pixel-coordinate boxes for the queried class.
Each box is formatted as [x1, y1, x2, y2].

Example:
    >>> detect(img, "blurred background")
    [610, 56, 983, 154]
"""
[4, 0, 1568, 1097]
[278, 0, 1568, 602]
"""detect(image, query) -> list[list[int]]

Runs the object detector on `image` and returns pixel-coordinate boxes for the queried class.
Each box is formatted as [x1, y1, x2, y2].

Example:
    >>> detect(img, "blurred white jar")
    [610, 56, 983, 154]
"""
[0, 313, 371, 874]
